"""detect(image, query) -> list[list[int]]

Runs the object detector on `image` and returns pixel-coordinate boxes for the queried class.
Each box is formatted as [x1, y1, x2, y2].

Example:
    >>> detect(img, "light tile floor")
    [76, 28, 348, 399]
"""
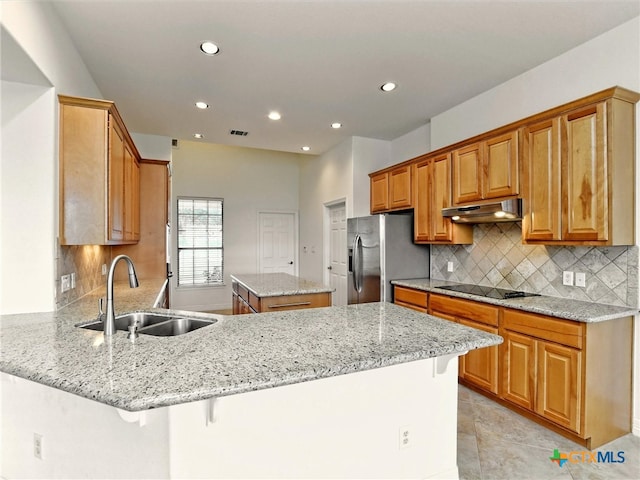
[457, 385, 640, 480]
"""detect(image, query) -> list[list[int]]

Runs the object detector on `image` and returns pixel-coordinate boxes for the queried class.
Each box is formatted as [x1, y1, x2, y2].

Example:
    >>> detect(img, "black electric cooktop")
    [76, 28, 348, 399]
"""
[437, 284, 540, 300]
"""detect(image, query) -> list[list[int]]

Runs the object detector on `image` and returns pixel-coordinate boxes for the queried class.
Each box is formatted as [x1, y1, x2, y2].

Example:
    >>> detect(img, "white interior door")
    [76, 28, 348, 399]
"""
[258, 212, 297, 275]
[327, 202, 347, 306]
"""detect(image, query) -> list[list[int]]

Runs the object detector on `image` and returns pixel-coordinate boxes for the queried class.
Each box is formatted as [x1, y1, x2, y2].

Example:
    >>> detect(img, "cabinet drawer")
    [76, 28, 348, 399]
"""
[429, 294, 499, 326]
[259, 293, 331, 312]
[503, 309, 584, 349]
[394, 286, 428, 309]
[237, 284, 249, 303]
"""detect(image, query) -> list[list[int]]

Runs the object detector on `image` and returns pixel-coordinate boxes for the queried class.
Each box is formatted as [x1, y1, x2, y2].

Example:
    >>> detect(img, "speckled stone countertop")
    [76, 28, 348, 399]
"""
[0, 279, 500, 412]
[391, 279, 638, 323]
[231, 272, 334, 297]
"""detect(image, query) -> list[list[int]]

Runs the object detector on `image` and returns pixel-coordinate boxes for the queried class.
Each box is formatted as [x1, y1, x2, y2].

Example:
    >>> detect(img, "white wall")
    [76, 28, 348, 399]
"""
[427, 15, 640, 437]
[170, 141, 302, 311]
[298, 138, 354, 283]
[390, 123, 431, 164]
[0, 1, 102, 314]
[130, 133, 173, 161]
[0, 82, 56, 314]
[352, 136, 391, 218]
[431, 17, 640, 149]
[0, 1, 102, 99]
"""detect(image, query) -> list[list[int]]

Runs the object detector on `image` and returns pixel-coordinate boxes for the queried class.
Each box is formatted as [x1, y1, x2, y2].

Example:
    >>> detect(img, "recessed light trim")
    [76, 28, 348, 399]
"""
[268, 111, 282, 121]
[331, 122, 342, 129]
[301, 146, 311, 151]
[380, 82, 397, 92]
[195, 101, 209, 109]
[193, 133, 204, 139]
[200, 41, 220, 55]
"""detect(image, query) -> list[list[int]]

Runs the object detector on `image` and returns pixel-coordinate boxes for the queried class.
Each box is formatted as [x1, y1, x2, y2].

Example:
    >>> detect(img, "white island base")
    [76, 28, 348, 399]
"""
[1, 354, 461, 479]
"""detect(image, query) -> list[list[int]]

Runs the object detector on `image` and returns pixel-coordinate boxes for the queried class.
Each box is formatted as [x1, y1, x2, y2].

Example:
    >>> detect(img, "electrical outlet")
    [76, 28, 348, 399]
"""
[399, 425, 411, 449]
[575, 272, 586, 288]
[447, 261, 454, 272]
[34, 433, 43, 459]
[562, 271, 574, 286]
[61, 274, 71, 292]
[102, 264, 107, 275]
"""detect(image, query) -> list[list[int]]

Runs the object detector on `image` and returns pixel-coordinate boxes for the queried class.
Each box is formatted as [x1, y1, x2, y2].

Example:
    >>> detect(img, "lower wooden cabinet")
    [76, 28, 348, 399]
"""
[428, 293, 500, 395]
[393, 285, 633, 448]
[232, 281, 331, 314]
[393, 286, 428, 312]
[458, 318, 499, 395]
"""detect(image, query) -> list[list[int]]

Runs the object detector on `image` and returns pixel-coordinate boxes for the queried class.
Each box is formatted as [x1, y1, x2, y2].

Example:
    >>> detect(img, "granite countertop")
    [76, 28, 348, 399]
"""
[0, 279, 501, 412]
[231, 272, 334, 297]
[391, 279, 638, 323]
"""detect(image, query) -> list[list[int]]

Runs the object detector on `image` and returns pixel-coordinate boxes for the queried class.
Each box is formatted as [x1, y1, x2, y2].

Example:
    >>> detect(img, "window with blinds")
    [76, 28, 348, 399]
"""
[177, 197, 223, 286]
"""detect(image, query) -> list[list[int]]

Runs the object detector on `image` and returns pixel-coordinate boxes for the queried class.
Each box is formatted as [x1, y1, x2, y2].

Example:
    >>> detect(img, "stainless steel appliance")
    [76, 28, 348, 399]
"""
[436, 283, 540, 299]
[442, 198, 522, 223]
[348, 214, 430, 304]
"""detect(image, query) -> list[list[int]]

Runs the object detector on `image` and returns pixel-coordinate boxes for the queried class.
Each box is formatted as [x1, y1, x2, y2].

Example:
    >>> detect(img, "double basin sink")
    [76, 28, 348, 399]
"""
[78, 312, 217, 337]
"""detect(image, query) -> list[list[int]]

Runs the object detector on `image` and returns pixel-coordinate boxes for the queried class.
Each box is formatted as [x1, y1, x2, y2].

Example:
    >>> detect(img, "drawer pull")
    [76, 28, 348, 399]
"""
[268, 301, 312, 309]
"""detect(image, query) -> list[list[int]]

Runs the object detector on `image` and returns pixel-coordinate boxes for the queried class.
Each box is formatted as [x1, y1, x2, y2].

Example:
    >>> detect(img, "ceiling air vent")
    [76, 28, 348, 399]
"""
[230, 129, 249, 136]
[172, 138, 180, 149]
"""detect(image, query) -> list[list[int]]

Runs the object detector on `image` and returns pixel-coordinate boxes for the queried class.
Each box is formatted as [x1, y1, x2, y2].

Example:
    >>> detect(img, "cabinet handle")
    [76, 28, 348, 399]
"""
[268, 301, 312, 309]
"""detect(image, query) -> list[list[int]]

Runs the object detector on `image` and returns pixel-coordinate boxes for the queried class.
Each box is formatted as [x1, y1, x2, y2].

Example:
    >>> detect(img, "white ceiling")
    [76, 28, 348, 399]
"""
[49, 0, 639, 155]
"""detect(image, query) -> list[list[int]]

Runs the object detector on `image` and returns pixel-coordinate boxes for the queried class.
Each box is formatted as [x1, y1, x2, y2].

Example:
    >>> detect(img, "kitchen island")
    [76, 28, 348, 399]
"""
[231, 272, 333, 313]
[1, 282, 500, 479]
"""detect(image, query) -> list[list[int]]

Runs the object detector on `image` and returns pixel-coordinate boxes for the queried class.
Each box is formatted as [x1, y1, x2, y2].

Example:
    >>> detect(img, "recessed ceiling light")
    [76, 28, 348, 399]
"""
[268, 111, 282, 121]
[200, 41, 220, 55]
[301, 146, 311, 151]
[331, 122, 342, 129]
[380, 82, 397, 92]
[193, 133, 204, 139]
[195, 101, 209, 109]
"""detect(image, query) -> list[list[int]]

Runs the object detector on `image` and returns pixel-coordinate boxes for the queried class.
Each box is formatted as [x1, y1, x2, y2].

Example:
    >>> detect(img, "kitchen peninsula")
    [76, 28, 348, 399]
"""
[0, 282, 500, 479]
[231, 272, 333, 313]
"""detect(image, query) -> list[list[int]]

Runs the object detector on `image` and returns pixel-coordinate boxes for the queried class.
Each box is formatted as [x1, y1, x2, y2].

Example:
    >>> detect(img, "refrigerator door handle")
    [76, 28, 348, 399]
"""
[354, 234, 363, 293]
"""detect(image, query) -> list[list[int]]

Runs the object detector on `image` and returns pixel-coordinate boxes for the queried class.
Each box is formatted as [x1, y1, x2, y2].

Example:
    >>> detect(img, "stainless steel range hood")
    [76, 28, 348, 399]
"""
[442, 199, 522, 224]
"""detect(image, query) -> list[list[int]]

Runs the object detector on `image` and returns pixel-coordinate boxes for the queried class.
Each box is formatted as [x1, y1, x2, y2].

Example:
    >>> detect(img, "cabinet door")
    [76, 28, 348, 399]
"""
[123, 144, 140, 241]
[536, 341, 581, 433]
[108, 119, 125, 241]
[394, 286, 428, 312]
[413, 159, 431, 242]
[485, 131, 518, 199]
[370, 172, 389, 213]
[389, 165, 412, 210]
[562, 103, 607, 242]
[431, 153, 453, 241]
[458, 319, 499, 394]
[452, 142, 483, 205]
[502, 331, 536, 410]
[522, 119, 561, 241]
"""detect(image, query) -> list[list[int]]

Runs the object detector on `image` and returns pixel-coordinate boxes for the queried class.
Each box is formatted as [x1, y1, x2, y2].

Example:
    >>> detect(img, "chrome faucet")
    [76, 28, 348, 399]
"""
[104, 255, 139, 336]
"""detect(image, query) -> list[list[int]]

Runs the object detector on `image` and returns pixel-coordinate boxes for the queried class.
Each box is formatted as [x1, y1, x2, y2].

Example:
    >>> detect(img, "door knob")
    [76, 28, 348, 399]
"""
[288, 261, 293, 265]
[327, 266, 332, 270]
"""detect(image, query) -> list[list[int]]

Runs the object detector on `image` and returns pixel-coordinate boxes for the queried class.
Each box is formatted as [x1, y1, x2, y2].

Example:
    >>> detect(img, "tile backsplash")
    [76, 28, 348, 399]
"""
[56, 243, 110, 309]
[431, 222, 638, 308]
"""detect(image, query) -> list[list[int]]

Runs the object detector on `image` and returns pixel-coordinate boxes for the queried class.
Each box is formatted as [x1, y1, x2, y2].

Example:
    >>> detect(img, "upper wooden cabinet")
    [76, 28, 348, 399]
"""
[413, 153, 472, 244]
[59, 95, 141, 245]
[522, 88, 639, 245]
[369, 164, 412, 213]
[452, 130, 519, 205]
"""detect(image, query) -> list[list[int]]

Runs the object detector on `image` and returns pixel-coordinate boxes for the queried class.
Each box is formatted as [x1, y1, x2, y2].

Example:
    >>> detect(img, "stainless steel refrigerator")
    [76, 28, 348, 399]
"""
[347, 213, 430, 304]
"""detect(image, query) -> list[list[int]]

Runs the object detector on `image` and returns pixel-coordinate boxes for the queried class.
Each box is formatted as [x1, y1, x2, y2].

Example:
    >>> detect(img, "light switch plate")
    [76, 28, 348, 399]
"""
[447, 261, 454, 272]
[562, 271, 574, 286]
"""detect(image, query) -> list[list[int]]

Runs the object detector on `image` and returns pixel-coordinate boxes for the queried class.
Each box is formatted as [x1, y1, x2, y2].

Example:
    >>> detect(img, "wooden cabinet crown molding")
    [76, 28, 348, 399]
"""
[57, 95, 142, 160]
[370, 86, 639, 178]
